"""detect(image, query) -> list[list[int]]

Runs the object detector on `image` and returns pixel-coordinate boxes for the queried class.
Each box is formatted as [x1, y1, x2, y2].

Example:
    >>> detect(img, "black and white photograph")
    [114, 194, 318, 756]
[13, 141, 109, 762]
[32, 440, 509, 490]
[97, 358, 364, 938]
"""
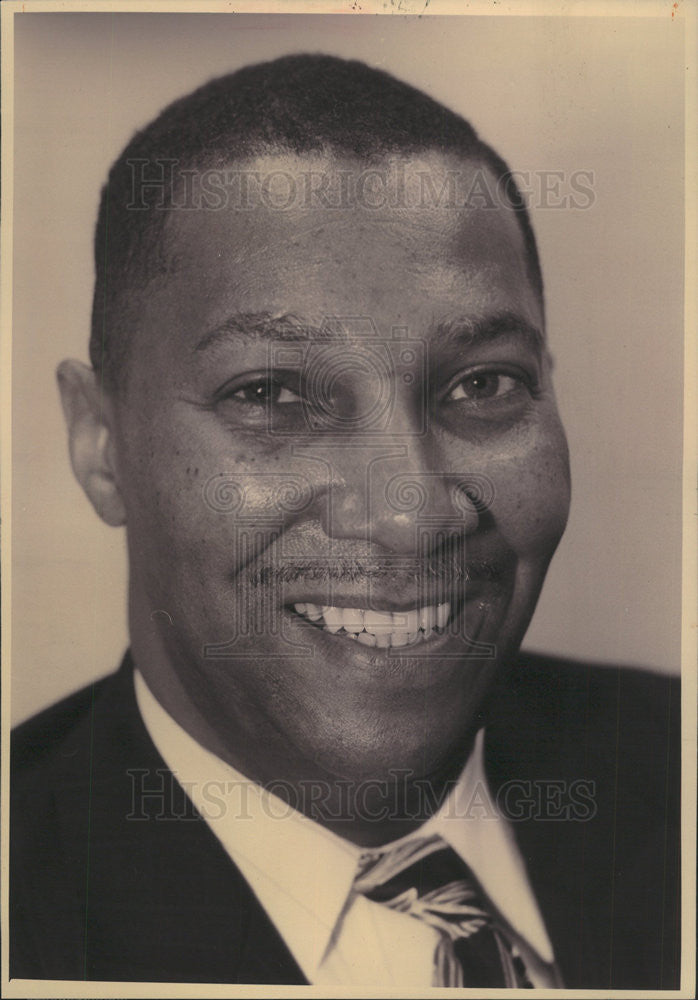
[2, 1, 694, 995]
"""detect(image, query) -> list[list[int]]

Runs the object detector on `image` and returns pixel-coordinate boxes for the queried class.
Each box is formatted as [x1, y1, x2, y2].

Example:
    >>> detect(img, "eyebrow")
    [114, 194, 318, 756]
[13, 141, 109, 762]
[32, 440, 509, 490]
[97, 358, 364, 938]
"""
[194, 309, 544, 354]
[430, 311, 544, 354]
[194, 312, 322, 352]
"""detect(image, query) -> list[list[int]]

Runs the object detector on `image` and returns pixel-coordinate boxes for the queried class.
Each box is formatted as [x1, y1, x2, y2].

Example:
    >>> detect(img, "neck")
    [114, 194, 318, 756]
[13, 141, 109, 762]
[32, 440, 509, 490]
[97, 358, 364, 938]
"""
[279, 749, 474, 848]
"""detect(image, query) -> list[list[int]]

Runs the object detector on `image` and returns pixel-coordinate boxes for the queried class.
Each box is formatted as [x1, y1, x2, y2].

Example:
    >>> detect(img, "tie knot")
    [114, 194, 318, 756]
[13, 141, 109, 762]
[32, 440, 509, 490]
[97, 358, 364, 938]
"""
[354, 834, 491, 937]
[355, 834, 449, 892]
[353, 833, 533, 988]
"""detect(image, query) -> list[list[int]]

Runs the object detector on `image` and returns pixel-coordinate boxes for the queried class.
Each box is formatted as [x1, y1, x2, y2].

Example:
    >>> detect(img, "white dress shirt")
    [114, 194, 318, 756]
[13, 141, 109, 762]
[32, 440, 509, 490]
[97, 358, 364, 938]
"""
[134, 669, 562, 987]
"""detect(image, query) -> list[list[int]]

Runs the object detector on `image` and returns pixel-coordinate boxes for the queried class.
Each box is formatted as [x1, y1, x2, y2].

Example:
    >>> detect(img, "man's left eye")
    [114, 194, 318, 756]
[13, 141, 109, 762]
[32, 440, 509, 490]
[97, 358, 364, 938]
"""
[447, 371, 523, 402]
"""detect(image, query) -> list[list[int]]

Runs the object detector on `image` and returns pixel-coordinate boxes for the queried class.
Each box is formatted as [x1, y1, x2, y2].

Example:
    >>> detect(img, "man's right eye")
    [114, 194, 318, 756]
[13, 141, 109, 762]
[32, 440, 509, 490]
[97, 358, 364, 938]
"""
[229, 378, 302, 406]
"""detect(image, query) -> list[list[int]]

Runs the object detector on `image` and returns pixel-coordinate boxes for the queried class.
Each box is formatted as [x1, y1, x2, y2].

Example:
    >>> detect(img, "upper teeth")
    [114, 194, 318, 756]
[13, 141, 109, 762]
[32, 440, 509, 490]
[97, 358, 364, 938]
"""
[292, 602, 450, 647]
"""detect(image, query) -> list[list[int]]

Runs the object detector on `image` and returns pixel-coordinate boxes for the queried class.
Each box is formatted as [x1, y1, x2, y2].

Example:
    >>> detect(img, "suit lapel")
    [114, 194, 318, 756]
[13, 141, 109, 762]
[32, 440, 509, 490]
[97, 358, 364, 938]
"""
[51, 656, 307, 984]
[483, 655, 681, 990]
[482, 661, 612, 989]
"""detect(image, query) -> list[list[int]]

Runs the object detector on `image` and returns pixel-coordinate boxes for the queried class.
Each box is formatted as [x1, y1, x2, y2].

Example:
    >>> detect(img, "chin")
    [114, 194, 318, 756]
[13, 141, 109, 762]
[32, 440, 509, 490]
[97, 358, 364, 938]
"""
[302, 661, 500, 783]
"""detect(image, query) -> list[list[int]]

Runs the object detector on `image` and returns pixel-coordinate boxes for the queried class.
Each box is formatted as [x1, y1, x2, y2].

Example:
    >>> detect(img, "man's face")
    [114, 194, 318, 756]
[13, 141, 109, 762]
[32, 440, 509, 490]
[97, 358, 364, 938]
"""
[108, 153, 570, 788]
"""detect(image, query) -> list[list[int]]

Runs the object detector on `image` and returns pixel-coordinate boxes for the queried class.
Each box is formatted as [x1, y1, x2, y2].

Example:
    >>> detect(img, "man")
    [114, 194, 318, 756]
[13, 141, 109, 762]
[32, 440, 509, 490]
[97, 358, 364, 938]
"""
[10, 54, 680, 988]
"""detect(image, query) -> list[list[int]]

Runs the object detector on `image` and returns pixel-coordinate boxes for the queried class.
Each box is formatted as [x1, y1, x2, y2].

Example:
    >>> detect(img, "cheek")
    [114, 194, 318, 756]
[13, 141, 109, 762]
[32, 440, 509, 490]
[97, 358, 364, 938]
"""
[115, 407, 299, 583]
[485, 427, 571, 556]
[115, 414, 227, 572]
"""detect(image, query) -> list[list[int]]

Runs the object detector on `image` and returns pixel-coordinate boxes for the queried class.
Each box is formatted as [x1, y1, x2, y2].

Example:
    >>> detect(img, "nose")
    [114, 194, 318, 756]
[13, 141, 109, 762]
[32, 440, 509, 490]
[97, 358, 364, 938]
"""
[316, 435, 482, 556]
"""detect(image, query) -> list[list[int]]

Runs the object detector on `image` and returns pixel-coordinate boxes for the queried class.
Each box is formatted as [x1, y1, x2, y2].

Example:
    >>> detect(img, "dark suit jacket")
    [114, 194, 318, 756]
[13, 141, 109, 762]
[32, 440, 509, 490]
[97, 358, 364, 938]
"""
[10, 651, 680, 987]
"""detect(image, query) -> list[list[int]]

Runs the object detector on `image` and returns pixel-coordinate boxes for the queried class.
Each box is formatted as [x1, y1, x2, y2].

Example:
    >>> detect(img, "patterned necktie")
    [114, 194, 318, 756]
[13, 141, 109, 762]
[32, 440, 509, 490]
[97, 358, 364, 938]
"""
[353, 833, 533, 988]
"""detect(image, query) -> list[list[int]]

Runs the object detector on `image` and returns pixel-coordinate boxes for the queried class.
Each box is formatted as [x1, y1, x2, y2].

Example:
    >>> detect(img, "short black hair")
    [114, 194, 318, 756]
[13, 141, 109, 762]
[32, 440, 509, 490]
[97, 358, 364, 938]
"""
[90, 53, 543, 388]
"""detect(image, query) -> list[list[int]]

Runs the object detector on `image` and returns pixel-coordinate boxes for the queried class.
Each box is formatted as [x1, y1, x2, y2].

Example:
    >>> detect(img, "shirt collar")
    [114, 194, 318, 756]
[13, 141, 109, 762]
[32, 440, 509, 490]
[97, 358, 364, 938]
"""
[422, 728, 555, 962]
[134, 668, 553, 976]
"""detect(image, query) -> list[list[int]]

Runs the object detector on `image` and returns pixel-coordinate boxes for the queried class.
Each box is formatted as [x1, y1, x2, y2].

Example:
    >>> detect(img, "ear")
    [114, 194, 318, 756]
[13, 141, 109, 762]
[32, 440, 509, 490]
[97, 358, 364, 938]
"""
[56, 360, 126, 527]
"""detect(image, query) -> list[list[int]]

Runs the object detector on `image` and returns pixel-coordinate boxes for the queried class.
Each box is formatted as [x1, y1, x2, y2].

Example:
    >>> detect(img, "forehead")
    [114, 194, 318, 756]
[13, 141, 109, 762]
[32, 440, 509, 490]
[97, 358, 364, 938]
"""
[131, 151, 541, 356]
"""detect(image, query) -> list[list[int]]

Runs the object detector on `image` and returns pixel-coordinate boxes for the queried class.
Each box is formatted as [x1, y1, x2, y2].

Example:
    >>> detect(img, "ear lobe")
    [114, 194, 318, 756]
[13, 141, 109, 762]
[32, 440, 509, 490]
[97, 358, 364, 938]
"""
[56, 360, 126, 527]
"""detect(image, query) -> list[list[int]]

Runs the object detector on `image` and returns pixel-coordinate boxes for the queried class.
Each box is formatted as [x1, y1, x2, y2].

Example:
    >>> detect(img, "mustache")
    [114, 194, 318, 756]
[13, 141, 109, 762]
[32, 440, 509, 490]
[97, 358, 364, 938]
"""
[245, 555, 503, 588]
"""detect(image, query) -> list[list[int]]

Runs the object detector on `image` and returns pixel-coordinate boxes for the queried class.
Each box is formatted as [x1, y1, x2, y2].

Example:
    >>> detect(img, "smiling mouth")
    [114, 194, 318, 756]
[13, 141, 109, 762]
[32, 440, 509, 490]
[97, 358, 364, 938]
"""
[291, 601, 451, 648]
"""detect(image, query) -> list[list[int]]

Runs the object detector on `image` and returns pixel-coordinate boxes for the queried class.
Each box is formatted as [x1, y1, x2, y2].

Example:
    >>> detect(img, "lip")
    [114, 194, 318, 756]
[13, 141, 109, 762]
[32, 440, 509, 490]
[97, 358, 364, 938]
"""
[277, 574, 498, 615]
[253, 545, 511, 603]
[278, 615, 478, 685]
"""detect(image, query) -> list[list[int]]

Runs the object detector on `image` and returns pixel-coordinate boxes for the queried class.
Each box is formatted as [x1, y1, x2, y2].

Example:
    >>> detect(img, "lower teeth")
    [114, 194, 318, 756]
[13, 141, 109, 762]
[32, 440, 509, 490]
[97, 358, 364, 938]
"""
[326, 625, 440, 648]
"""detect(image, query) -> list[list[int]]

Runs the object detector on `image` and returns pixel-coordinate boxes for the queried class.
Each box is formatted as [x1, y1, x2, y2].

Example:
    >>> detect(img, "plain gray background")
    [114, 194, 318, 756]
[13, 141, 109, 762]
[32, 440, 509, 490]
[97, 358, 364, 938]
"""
[11, 11, 685, 723]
